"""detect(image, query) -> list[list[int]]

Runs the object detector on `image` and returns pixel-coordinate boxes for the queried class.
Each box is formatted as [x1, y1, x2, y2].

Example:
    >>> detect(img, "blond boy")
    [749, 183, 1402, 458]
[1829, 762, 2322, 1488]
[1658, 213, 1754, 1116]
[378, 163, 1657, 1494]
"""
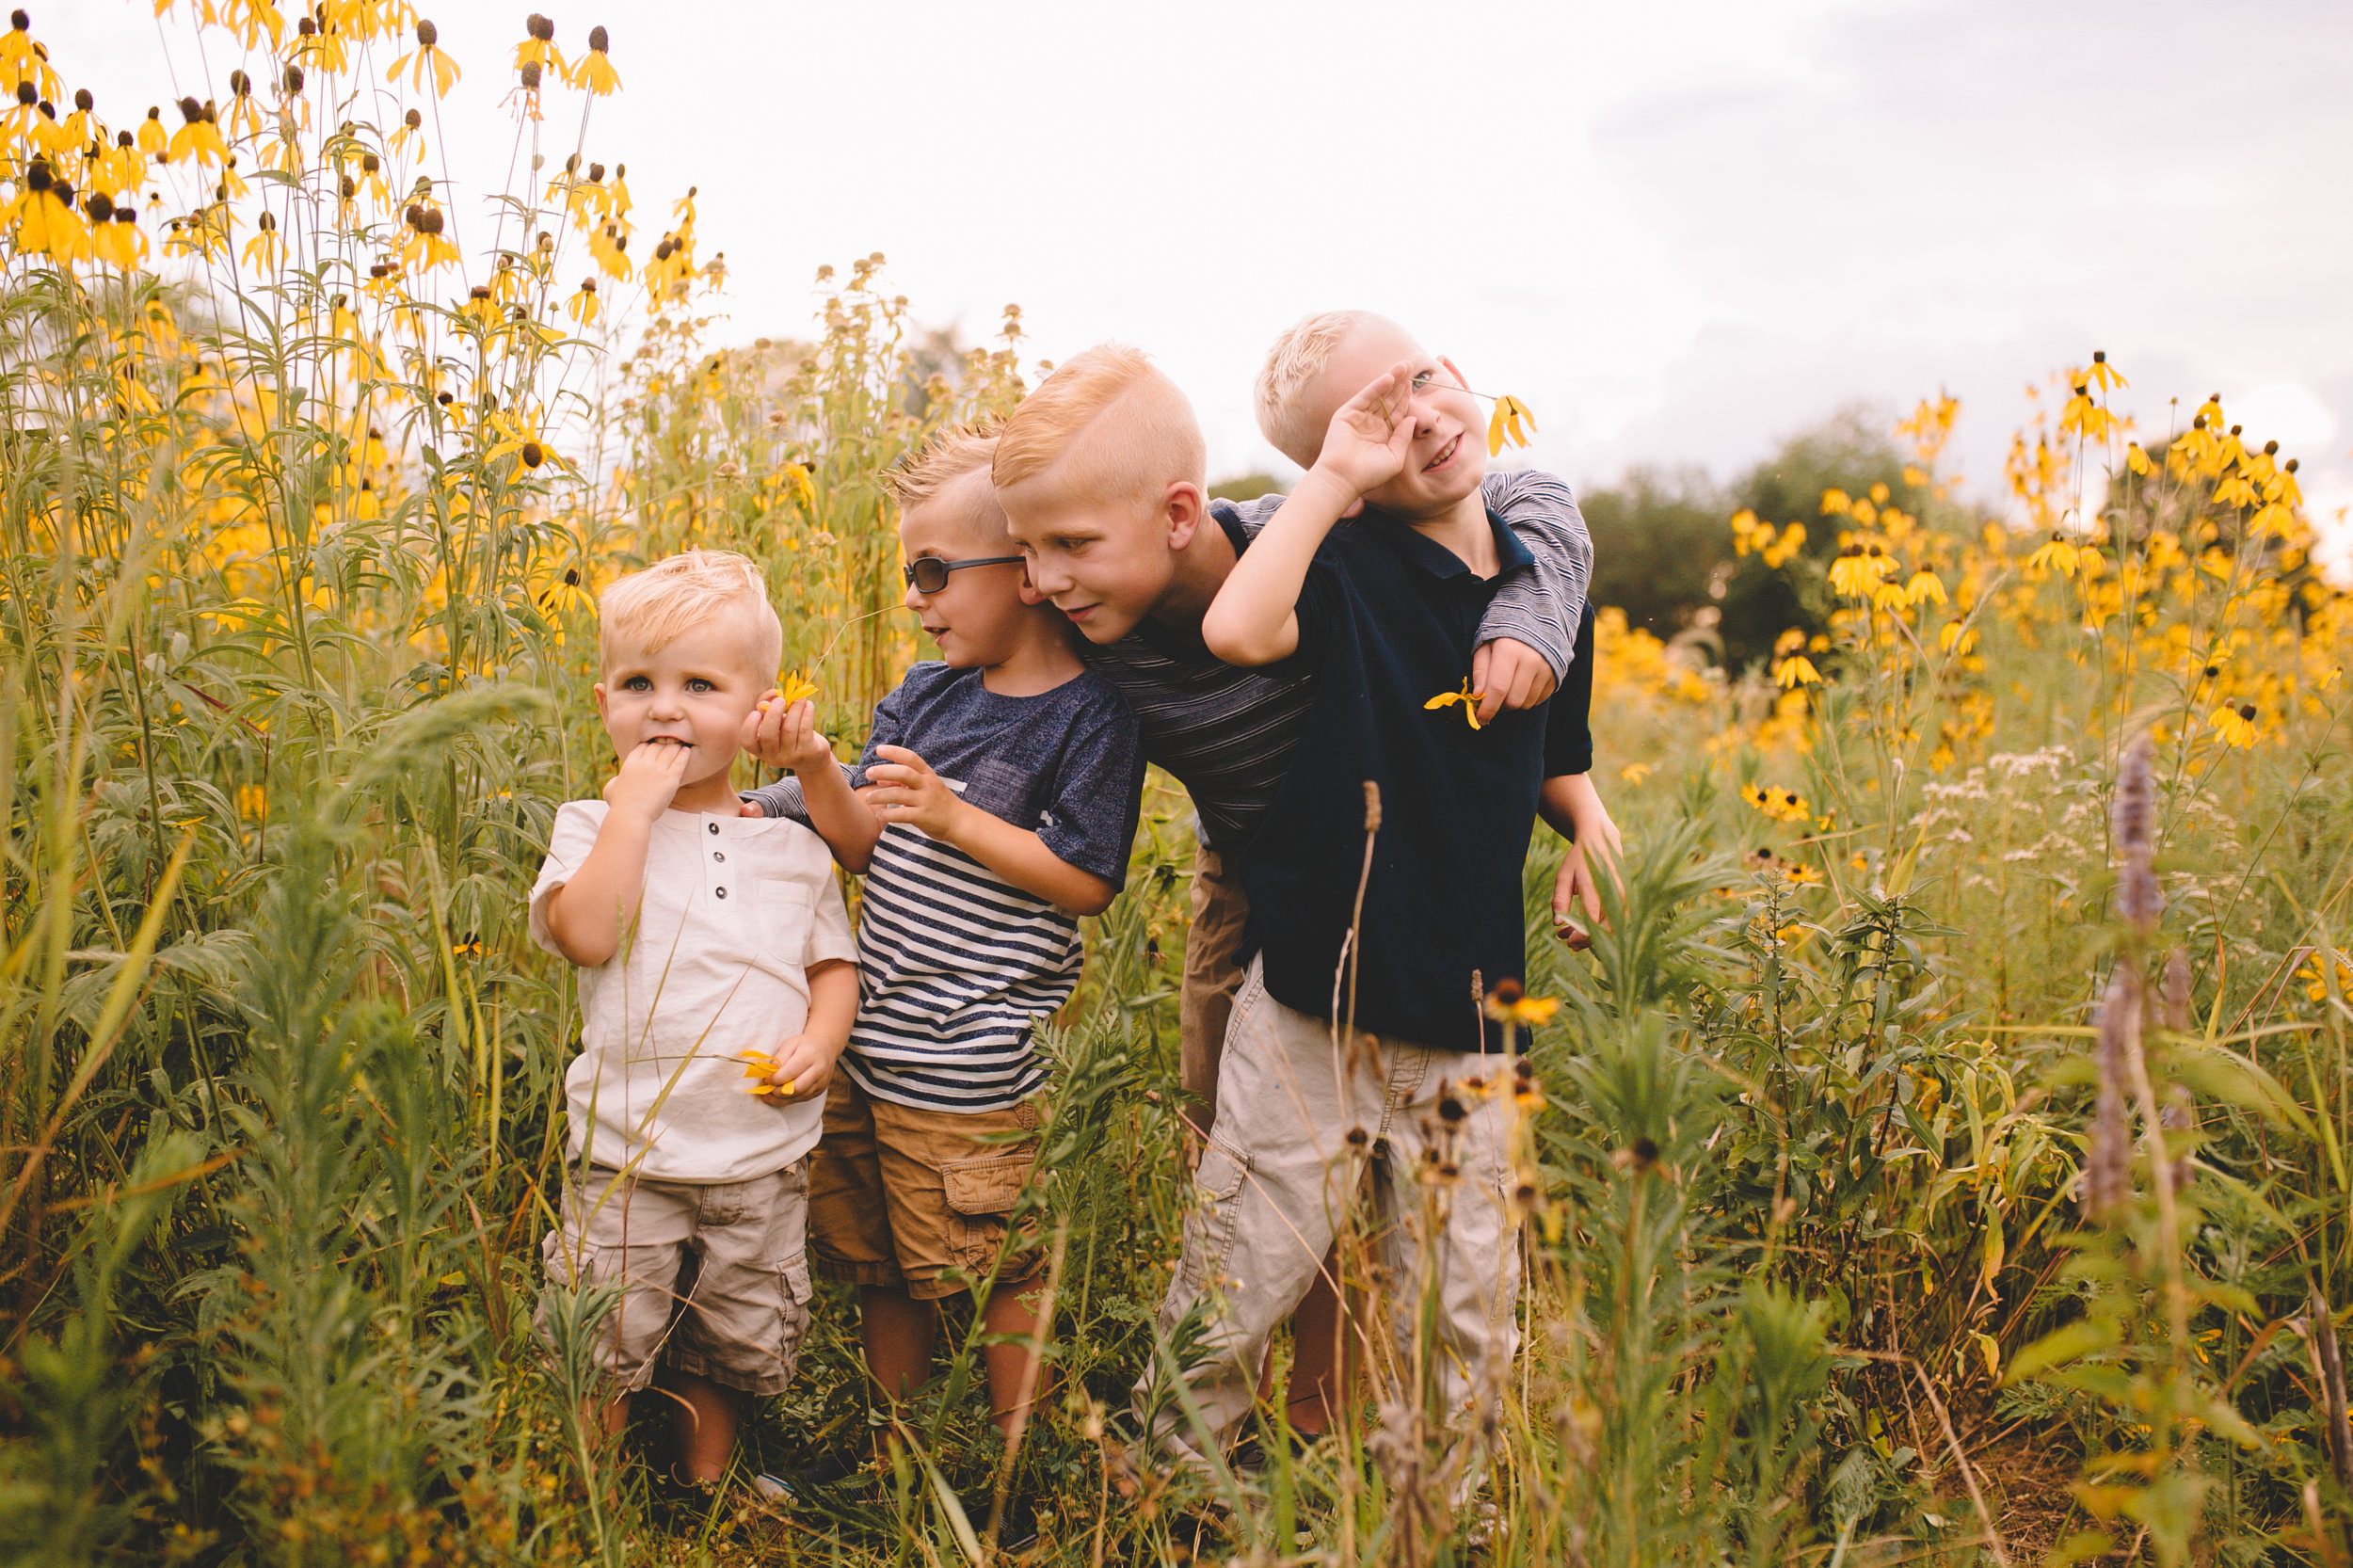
[741, 424, 1144, 1472]
[531, 549, 858, 1487]
[994, 343, 1610, 1445]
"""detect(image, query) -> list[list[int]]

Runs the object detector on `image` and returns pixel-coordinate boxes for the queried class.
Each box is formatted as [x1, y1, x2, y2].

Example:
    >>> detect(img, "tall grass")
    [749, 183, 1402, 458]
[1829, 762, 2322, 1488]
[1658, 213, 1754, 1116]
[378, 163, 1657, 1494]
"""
[3, 6, 2351, 1565]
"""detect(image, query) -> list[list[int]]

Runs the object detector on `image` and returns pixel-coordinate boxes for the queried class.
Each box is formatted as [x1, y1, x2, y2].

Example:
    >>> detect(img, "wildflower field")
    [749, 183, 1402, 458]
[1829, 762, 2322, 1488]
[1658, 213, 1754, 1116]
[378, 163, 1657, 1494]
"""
[4, 6, 2352, 1565]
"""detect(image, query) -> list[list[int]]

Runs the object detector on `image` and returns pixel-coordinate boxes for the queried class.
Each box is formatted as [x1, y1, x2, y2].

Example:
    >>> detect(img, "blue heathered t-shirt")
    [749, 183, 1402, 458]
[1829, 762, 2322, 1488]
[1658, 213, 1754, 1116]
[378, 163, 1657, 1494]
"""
[744, 662, 1144, 1110]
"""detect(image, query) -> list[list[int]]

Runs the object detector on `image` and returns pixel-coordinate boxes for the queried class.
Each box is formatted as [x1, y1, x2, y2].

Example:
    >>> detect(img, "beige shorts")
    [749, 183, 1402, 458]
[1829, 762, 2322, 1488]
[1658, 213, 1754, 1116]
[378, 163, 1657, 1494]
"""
[537, 1160, 811, 1397]
[1177, 840, 1252, 1138]
[808, 1071, 1046, 1303]
[1139, 955, 1523, 1464]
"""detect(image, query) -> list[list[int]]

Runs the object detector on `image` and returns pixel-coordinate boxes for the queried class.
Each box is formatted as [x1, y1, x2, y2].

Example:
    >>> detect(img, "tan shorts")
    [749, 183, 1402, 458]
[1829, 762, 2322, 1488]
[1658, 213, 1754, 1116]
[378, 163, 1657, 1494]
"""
[1138, 955, 1524, 1465]
[537, 1160, 811, 1397]
[1177, 839, 1252, 1138]
[808, 1071, 1047, 1303]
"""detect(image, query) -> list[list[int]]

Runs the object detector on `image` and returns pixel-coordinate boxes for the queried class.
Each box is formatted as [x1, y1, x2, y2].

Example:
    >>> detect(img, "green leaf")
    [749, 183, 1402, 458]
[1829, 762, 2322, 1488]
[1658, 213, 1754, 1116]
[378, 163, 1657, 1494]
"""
[2006, 1318, 2115, 1383]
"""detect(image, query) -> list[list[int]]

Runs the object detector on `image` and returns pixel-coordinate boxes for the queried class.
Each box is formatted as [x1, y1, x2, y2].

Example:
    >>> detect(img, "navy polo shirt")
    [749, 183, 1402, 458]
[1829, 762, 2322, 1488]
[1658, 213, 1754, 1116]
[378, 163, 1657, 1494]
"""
[1238, 507, 1590, 1054]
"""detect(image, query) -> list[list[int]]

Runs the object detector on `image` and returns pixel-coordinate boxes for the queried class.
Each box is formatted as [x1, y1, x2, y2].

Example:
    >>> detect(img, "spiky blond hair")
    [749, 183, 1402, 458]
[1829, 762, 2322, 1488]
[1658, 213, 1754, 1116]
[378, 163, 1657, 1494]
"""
[598, 549, 782, 678]
[1254, 309, 1389, 469]
[993, 344, 1205, 514]
[885, 417, 1003, 509]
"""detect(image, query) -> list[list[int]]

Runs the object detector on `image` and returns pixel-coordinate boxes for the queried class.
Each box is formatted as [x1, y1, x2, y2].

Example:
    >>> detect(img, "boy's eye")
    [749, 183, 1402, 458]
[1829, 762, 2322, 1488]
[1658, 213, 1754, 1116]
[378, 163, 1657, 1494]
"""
[1410, 369, 1436, 392]
[622, 675, 651, 692]
[686, 677, 714, 693]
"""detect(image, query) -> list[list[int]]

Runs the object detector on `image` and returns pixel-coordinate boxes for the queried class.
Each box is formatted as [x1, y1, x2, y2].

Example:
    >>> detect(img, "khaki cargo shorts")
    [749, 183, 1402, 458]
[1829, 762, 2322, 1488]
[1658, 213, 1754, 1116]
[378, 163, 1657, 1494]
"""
[808, 1072, 1046, 1302]
[1177, 840, 1252, 1140]
[537, 1160, 812, 1397]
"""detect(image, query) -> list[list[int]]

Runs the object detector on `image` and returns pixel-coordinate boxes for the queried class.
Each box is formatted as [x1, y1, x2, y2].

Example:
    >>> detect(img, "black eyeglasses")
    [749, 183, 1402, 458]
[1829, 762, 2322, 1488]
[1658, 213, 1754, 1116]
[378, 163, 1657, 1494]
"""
[902, 554, 1025, 594]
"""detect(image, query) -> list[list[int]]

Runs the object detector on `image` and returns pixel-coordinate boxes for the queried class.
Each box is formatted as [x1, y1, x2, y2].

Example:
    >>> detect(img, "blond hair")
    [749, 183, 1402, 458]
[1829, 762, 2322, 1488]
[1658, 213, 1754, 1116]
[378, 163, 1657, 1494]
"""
[1255, 310, 1389, 469]
[885, 417, 1002, 509]
[993, 344, 1205, 514]
[598, 549, 782, 678]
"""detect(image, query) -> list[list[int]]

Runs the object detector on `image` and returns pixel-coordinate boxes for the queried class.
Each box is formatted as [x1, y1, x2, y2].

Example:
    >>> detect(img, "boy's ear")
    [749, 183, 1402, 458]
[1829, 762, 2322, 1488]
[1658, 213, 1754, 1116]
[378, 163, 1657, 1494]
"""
[1162, 480, 1207, 551]
[591, 680, 609, 719]
[1439, 355, 1471, 394]
[1016, 557, 1048, 606]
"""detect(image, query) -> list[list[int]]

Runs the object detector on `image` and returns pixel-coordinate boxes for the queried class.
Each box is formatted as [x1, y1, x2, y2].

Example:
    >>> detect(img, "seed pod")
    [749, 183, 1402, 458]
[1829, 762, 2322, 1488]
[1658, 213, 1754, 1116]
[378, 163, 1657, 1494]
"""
[528, 12, 553, 40]
[521, 440, 545, 469]
[229, 69, 250, 96]
[588, 24, 609, 50]
[404, 108, 421, 129]
[178, 95, 201, 122]
[519, 60, 540, 88]
[283, 65, 304, 92]
[340, 174, 356, 198]
[116, 129, 132, 147]
[360, 151, 378, 172]
[422, 209, 443, 234]
[415, 19, 437, 45]
[13, 81, 32, 106]
[84, 190, 113, 220]
[587, 162, 604, 182]
[404, 202, 424, 228]
[73, 88, 92, 111]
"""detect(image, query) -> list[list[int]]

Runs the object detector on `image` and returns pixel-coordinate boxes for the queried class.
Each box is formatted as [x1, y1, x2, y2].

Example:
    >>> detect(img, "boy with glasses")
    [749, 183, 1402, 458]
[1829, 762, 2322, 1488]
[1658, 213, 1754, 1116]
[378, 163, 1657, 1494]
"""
[741, 420, 1143, 1470]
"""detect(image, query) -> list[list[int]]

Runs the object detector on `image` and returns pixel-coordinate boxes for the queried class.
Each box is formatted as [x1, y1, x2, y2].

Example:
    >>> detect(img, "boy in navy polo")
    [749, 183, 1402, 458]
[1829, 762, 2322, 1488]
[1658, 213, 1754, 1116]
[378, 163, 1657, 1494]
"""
[1138, 312, 1603, 1472]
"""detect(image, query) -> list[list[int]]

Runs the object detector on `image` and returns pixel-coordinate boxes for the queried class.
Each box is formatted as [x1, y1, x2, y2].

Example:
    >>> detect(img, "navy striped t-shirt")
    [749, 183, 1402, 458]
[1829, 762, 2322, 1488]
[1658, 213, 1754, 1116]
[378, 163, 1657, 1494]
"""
[745, 663, 1142, 1112]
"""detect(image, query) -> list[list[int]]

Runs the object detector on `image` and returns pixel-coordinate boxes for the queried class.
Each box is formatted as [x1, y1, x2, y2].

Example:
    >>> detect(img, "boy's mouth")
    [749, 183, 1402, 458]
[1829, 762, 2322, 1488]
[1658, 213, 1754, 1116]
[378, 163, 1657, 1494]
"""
[1422, 433, 1463, 474]
[1058, 600, 1098, 625]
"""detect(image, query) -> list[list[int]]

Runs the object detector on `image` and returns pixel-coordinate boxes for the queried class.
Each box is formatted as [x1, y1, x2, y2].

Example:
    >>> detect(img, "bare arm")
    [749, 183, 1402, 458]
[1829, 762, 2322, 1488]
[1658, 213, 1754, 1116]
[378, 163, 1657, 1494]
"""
[1202, 361, 1418, 666]
[541, 742, 689, 968]
[749, 958, 859, 1105]
[862, 747, 1119, 916]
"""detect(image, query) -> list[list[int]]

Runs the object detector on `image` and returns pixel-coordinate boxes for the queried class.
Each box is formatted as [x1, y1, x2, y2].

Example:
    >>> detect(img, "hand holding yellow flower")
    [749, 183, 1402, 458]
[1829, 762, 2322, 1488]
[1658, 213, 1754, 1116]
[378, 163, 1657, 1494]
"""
[1425, 679, 1483, 728]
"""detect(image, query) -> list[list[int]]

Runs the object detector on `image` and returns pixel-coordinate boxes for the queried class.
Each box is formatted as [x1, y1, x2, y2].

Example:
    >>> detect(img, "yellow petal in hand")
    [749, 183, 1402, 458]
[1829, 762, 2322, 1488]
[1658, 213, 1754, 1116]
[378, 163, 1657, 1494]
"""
[778, 672, 819, 706]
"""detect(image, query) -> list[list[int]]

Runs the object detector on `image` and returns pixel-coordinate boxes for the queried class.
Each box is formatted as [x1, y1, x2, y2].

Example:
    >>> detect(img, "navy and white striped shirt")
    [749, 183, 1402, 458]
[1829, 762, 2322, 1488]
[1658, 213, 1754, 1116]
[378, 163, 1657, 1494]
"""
[1080, 470, 1592, 851]
[745, 664, 1142, 1112]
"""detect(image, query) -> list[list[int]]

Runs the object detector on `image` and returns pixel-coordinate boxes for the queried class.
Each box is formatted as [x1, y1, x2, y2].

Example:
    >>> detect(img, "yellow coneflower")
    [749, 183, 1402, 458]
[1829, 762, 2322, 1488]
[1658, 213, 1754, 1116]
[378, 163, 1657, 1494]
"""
[1938, 620, 1978, 656]
[2124, 441, 2152, 475]
[2060, 382, 2116, 442]
[165, 96, 227, 167]
[1818, 488, 1850, 516]
[237, 206, 281, 271]
[389, 19, 461, 98]
[388, 105, 424, 158]
[2081, 348, 2127, 393]
[568, 24, 621, 94]
[1485, 393, 1535, 456]
[564, 278, 600, 327]
[1423, 679, 1483, 729]
[1481, 978, 1560, 1029]
[2025, 532, 2083, 576]
[2209, 702, 2258, 748]
[1772, 653, 1822, 688]
[13, 161, 88, 262]
[515, 12, 569, 78]
[1904, 568, 1947, 606]
[223, 69, 264, 139]
[1829, 544, 1893, 598]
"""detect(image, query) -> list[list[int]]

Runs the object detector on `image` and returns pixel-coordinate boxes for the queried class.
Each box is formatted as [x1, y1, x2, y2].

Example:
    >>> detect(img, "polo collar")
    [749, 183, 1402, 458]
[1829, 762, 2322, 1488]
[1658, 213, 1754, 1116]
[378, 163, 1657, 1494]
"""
[1367, 505, 1530, 583]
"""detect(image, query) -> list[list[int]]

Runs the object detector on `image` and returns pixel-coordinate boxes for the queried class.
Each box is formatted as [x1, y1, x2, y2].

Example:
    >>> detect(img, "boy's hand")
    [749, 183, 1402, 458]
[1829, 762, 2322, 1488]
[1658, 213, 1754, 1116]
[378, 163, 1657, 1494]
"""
[1305, 360, 1417, 513]
[601, 739, 691, 824]
[1551, 798, 1624, 948]
[747, 1032, 844, 1107]
[742, 695, 836, 775]
[1470, 638, 1559, 725]
[864, 745, 967, 840]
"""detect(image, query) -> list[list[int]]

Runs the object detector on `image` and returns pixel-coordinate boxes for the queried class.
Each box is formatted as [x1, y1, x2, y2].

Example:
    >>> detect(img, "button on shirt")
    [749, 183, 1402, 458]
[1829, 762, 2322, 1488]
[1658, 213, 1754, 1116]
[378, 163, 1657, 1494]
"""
[1239, 508, 1591, 1055]
[529, 802, 857, 1183]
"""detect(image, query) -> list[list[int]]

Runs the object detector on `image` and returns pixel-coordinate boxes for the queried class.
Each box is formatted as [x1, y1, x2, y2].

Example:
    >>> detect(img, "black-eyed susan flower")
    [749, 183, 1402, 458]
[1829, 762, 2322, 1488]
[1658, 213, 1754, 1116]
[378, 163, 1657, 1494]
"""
[2125, 441, 2152, 475]
[1424, 679, 1482, 728]
[2025, 532, 2083, 577]
[2060, 382, 2117, 442]
[515, 12, 568, 78]
[2081, 348, 2127, 393]
[94, 200, 144, 270]
[11, 160, 88, 262]
[1829, 543, 1894, 598]
[564, 278, 600, 326]
[166, 95, 226, 166]
[1904, 568, 1947, 607]
[568, 24, 620, 94]
[237, 206, 281, 271]
[1773, 652, 1822, 688]
[2210, 702, 2257, 748]
[1938, 621, 1978, 657]
[738, 1049, 792, 1100]
[388, 105, 424, 158]
[777, 672, 818, 705]
[1819, 488, 1850, 516]
[1481, 978, 1559, 1029]
[1485, 392, 1535, 456]
[389, 19, 461, 98]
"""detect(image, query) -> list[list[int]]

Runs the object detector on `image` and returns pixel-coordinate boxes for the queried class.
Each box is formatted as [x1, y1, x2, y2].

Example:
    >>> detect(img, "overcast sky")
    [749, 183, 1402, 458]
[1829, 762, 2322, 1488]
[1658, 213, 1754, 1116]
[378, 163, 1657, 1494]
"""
[52, 0, 2353, 524]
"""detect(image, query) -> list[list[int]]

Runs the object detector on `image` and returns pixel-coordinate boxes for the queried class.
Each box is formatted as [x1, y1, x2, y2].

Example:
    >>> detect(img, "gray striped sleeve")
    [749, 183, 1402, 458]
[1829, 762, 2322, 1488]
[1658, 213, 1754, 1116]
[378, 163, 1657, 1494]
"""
[740, 762, 856, 825]
[1479, 469, 1593, 677]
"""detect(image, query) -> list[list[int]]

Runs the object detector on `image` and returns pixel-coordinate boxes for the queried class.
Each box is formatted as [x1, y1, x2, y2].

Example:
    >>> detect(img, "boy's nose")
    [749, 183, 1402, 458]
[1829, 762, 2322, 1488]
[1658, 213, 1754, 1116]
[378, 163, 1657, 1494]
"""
[903, 581, 928, 613]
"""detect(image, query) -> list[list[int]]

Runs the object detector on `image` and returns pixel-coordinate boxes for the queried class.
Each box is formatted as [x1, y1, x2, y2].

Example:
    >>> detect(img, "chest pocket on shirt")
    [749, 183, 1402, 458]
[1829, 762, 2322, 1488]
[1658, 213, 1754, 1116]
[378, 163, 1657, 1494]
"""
[957, 760, 1042, 828]
[751, 878, 816, 970]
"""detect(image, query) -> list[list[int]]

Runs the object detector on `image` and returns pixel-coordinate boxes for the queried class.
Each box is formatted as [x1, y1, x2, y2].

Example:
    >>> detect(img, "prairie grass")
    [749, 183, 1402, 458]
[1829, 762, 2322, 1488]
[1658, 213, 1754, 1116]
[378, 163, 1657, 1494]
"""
[3, 7, 2351, 1566]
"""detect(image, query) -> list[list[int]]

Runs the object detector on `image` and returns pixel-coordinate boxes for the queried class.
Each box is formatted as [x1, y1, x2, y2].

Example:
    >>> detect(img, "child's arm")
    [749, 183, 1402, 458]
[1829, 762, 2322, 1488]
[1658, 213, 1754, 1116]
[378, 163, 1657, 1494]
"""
[1471, 471, 1593, 723]
[540, 741, 692, 967]
[742, 696, 881, 872]
[750, 958, 858, 1105]
[1542, 773, 1622, 942]
[862, 745, 1118, 916]
[1201, 362, 1419, 666]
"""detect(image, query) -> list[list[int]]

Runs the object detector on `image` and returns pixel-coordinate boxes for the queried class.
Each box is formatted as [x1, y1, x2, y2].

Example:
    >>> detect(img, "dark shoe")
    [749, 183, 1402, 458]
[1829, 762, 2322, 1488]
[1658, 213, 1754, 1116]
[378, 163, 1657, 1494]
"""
[752, 1448, 869, 1503]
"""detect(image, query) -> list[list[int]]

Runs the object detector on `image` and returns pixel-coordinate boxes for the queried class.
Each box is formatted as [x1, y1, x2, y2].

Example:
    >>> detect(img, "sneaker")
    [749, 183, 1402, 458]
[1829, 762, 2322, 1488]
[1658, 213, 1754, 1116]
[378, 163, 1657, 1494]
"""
[751, 1449, 868, 1503]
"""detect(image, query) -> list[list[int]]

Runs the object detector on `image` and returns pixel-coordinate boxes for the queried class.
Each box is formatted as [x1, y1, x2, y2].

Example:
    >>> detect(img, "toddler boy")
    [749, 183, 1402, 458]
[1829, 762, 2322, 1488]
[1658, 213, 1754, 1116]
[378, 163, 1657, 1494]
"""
[532, 549, 858, 1486]
[744, 421, 1144, 1445]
